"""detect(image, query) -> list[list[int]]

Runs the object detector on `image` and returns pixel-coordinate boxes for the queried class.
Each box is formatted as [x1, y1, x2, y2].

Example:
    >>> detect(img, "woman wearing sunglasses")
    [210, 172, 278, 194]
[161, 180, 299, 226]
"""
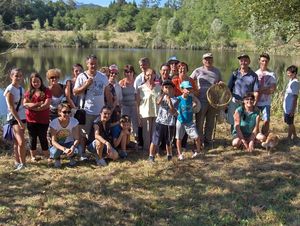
[232, 92, 264, 152]
[49, 103, 82, 168]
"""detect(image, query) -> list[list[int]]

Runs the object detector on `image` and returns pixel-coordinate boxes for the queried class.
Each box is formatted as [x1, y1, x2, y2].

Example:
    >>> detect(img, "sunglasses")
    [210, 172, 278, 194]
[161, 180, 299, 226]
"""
[61, 111, 71, 114]
[50, 76, 59, 80]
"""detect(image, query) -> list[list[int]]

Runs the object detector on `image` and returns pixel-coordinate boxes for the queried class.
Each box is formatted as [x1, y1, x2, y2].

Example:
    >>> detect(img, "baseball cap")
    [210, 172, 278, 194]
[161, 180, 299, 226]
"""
[202, 53, 213, 59]
[167, 56, 179, 64]
[180, 81, 193, 89]
[109, 64, 119, 72]
[237, 54, 250, 60]
[162, 79, 174, 87]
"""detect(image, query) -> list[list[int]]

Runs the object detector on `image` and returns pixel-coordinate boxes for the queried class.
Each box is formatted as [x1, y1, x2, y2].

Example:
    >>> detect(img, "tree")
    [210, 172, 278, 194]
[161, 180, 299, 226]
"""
[32, 19, 41, 30]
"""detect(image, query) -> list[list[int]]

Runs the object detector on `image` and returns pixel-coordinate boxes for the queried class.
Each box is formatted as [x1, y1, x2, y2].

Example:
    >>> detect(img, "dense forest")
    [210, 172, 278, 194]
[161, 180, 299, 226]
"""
[0, 0, 299, 51]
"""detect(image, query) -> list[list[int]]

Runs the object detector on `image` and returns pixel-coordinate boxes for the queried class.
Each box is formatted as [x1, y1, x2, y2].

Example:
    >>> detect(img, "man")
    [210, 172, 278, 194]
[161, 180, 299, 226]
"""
[255, 53, 277, 136]
[133, 57, 150, 91]
[190, 53, 223, 147]
[159, 63, 171, 83]
[167, 56, 179, 78]
[73, 54, 109, 153]
[227, 54, 259, 131]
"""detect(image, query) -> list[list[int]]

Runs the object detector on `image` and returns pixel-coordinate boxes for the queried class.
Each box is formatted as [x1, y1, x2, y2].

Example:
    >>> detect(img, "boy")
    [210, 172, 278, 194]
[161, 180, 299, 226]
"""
[176, 81, 202, 160]
[87, 106, 119, 166]
[112, 115, 132, 158]
[148, 80, 177, 162]
[283, 65, 299, 142]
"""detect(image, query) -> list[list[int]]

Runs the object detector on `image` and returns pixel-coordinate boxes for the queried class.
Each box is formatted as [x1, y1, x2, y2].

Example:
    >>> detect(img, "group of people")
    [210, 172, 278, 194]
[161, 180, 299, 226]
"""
[3, 52, 299, 171]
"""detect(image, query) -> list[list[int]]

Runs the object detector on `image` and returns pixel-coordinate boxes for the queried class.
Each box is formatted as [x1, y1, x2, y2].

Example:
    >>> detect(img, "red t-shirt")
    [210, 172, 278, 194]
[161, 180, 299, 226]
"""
[25, 88, 52, 124]
[172, 77, 197, 97]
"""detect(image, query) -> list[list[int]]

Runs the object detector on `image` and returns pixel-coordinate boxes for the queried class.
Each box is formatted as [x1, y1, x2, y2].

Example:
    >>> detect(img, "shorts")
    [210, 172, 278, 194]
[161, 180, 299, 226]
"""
[258, 105, 271, 121]
[10, 119, 26, 126]
[152, 123, 175, 146]
[80, 114, 98, 139]
[176, 120, 199, 140]
[87, 140, 118, 158]
[284, 113, 294, 125]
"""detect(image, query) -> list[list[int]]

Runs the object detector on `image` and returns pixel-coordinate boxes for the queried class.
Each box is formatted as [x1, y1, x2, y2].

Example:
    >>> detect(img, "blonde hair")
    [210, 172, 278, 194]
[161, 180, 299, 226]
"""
[46, 68, 62, 80]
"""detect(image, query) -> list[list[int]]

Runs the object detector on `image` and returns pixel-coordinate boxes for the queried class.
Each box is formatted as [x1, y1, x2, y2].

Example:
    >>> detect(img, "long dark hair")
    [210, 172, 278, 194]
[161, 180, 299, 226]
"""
[29, 72, 47, 99]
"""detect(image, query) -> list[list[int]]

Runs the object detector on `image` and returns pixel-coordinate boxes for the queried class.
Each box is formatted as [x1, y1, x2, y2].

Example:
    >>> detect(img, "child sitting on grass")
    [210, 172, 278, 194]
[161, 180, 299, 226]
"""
[176, 81, 202, 160]
[283, 65, 299, 143]
[112, 115, 132, 158]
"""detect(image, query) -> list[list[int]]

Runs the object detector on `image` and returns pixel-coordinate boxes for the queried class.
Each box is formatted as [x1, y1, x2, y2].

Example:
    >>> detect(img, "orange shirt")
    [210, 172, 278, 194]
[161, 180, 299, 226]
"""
[172, 77, 197, 97]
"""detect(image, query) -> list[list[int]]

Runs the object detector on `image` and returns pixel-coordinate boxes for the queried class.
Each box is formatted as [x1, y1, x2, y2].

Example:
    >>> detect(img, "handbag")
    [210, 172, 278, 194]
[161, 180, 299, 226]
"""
[74, 73, 88, 125]
[2, 87, 22, 141]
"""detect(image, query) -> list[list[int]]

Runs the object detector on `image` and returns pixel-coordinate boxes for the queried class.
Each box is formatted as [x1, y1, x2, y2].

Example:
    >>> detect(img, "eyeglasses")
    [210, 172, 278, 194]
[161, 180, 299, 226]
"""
[124, 70, 133, 73]
[61, 111, 71, 114]
[50, 76, 59, 80]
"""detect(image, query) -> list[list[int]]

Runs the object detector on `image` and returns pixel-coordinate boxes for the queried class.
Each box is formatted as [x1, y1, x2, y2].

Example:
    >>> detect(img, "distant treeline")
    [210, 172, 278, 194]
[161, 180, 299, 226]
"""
[0, 0, 299, 50]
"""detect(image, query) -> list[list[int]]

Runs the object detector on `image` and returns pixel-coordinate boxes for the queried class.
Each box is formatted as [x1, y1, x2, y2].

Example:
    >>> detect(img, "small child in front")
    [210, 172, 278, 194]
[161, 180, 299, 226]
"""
[283, 65, 299, 142]
[148, 80, 177, 162]
[176, 81, 202, 160]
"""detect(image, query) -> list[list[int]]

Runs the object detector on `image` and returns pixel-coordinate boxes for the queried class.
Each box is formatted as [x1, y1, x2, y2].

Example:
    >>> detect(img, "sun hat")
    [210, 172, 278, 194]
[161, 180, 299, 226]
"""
[206, 83, 232, 110]
[180, 81, 193, 89]
[202, 53, 213, 59]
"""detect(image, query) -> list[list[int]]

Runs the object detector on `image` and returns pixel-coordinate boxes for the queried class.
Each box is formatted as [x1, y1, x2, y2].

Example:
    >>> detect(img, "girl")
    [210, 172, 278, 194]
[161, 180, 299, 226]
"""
[47, 68, 65, 120]
[65, 63, 83, 109]
[23, 73, 52, 161]
[137, 68, 161, 151]
[49, 103, 82, 168]
[4, 68, 26, 170]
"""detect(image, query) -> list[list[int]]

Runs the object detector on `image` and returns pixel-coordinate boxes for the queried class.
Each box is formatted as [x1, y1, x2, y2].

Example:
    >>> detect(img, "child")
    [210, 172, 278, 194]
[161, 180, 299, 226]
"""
[148, 80, 177, 162]
[24, 72, 52, 162]
[283, 65, 299, 142]
[87, 106, 119, 166]
[112, 115, 132, 158]
[176, 81, 202, 160]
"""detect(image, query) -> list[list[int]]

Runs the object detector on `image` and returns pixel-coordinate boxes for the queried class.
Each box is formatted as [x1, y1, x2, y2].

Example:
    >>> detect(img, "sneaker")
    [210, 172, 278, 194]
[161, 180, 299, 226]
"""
[79, 156, 88, 161]
[178, 154, 184, 161]
[96, 158, 107, 167]
[54, 160, 62, 168]
[167, 155, 172, 161]
[14, 163, 26, 171]
[119, 150, 128, 159]
[192, 152, 198, 158]
[68, 159, 77, 167]
[148, 156, 155, 163]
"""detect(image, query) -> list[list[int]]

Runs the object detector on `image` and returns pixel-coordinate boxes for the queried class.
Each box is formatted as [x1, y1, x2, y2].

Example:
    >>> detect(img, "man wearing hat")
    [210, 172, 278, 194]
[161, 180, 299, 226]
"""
[227, 53, 259, 131]
[167, 56, 180, 78]
[190, 52, 223, 148]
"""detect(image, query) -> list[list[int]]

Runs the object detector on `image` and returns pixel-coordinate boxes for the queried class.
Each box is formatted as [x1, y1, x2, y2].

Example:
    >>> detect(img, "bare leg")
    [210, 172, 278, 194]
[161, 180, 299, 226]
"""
[13, 125, 26, 164]
[149, 143, 156, 156]
[176, 139, 182, 156]
[261, 120, 269, 136]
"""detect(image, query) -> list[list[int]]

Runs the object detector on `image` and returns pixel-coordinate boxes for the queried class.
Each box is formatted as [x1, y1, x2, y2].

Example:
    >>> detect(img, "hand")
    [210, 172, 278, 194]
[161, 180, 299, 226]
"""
[18, 120, 25, 130]
[241, 139, 248, 150]
[65, 148, 74, 157]
[85, 77, 93, 87]
[248, 140, 254, 152]
[165, 95, 171, 103]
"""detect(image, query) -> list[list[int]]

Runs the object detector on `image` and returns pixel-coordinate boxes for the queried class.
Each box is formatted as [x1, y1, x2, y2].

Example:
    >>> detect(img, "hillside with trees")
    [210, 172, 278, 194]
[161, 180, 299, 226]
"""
[0, 0, 299, 53]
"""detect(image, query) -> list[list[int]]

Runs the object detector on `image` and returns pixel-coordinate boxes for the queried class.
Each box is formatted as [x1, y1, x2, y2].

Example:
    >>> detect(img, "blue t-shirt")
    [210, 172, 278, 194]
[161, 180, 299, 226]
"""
[177, 95, 193, 124]
[111, 124, 122, 139]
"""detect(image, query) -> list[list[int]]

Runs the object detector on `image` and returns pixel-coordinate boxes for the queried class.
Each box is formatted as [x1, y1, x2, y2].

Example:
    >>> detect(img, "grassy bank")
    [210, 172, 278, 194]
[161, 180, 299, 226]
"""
[0, 116, 299, 225]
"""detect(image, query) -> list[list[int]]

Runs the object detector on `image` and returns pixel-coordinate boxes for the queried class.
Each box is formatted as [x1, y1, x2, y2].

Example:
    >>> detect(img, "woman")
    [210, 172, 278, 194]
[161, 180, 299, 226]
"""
[232, 93, 264, 152]
[23, 73, 52, 161]
[47, 68, 65, 120]
[65, 63, 83, 109]
[137, 68, 161, 151]
[49, 103, 82, 168]
[4, 68, 26, 170]
[119, 65, 139, 143]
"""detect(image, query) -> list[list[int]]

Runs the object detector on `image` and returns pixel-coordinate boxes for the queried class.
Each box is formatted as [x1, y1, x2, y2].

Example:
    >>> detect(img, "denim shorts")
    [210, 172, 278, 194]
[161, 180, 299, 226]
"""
[176, 121, 199, 140]
[258, 105, 271, 121]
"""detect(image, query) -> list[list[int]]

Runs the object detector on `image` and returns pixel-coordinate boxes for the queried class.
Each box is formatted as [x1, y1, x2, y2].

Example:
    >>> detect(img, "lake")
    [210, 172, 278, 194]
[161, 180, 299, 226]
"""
[0, 48, 299, 117]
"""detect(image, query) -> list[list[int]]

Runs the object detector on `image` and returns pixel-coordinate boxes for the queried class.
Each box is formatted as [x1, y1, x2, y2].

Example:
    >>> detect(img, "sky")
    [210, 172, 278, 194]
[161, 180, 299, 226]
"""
[78, 0, 166, 7]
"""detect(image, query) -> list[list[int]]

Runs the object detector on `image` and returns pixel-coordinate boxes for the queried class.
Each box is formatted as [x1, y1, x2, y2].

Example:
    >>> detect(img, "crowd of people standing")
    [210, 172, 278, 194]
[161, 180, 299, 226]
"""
[3, 52, 299, 171]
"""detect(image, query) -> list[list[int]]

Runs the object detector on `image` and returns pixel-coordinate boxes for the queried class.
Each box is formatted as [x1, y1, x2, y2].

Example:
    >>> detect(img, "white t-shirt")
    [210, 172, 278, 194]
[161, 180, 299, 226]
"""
[49, 117, 79, 143]
[3, 84, 26, 121]
[134, 72, 145, 93]
[74, 71, 109, 115]
[255, 69, 277, 106]
[283, 78, 299, 114]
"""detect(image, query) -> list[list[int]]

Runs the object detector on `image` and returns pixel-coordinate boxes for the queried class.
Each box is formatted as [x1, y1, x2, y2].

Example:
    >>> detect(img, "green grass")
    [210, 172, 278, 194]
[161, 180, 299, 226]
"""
[0, 117, 299, 225]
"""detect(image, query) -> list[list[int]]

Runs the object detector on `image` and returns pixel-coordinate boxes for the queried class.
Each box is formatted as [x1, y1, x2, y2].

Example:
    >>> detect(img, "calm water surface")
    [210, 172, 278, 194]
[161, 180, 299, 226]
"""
[0, 48, 299, 117]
